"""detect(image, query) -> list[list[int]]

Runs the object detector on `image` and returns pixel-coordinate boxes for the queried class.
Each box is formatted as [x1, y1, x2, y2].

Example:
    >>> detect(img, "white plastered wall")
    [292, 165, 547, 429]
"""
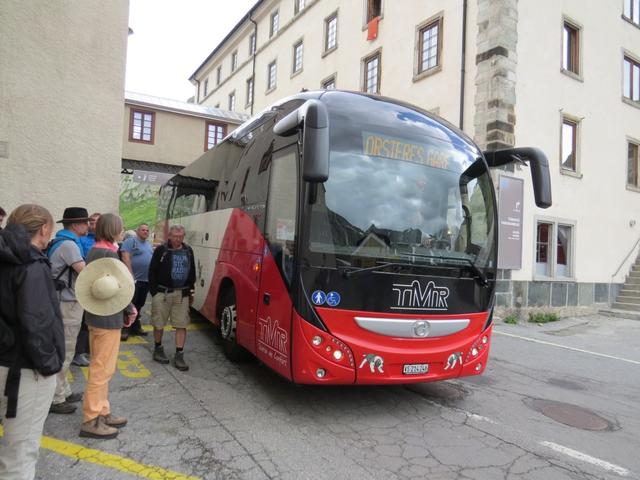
[515, 0, 640, 283]
[0, 1, 129, 221]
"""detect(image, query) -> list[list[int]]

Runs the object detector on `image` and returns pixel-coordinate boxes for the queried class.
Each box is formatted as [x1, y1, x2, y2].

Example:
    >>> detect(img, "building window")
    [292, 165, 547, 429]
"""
[231, 51, 238, 72]
[294, 0, 306, 14]
[292, 41, 303, 74]
[322, 75, 336, 89]
[363, 52, 381, 94]
[325, 13, 338, 52]
[216, 66, 222, 85]
[624, 56, 640, 102]
[246, 77, 254, 106]
[203, 79, 209, 97]
[536, 221, 574, 278]
[249, 33, 256, 56]
[267, 61, 277, 91]
[556, 225, 572, 278]
[366, 0, 382, 22]
[270, 10, 279, 38]
[206, 122, 226, 150]
[228, 91, 236, 111]
[624, 0, 640, 25]
[562, 20, 580, 75]
[628, 141, 640, 188]
[536, 222, 552, 277]
[561, 116, 578, 172]
[418, 18, 442, 74]
[129, 109, 154, 144]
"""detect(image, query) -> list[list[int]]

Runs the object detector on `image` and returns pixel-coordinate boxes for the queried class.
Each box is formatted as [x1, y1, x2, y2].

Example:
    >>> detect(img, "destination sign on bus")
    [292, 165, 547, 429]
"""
[362, 132, 450, 170]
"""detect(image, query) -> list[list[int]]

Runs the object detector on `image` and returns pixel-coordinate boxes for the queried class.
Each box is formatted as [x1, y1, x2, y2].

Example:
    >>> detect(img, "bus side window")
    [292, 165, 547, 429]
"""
[168, 175, 215, 220]
[265, 145, 299, 284]
[157, 184, 174, 223]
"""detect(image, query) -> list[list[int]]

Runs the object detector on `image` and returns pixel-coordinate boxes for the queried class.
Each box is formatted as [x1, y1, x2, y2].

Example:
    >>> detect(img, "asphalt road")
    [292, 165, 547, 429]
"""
[34, 314, 640, 480]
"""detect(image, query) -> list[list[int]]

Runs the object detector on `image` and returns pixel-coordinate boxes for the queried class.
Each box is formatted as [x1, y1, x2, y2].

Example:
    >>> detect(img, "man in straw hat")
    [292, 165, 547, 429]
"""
[47, 207, 90, 415]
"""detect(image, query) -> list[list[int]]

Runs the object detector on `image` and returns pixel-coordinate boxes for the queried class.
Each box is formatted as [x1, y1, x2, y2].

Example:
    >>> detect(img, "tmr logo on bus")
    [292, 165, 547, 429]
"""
[392, 280, 449, 311]
[257, 317, 288, 367]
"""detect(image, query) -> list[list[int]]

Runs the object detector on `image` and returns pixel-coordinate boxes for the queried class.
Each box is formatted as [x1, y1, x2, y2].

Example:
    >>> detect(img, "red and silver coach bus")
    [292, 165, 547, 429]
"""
[156, 90, 551, 385]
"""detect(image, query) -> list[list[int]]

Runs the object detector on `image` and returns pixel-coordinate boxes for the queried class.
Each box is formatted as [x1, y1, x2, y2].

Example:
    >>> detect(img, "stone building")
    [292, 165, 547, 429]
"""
[1, 1, 129, 221]
[120, 92, 247, 230]
[189, 0, 640, 315]
[122, 91, 247, 174]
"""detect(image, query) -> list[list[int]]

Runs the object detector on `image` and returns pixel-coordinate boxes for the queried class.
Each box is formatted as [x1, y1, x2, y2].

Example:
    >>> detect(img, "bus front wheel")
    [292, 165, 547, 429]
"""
[219, 289, 248, 362]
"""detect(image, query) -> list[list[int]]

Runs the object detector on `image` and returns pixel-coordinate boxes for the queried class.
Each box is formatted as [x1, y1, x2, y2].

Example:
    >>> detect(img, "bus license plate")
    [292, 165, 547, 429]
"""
[403, 363, 429, 375]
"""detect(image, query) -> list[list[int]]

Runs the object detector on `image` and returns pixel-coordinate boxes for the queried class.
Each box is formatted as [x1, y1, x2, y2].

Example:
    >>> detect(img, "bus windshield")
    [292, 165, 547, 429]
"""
[305, 99, 496, 272]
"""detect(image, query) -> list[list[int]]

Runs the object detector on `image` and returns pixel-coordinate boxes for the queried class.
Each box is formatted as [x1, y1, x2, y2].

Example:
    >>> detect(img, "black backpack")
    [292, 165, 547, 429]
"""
[47, 238, 73, 291]
[0, 311, 21, 418]
[0, 312, 15, 355]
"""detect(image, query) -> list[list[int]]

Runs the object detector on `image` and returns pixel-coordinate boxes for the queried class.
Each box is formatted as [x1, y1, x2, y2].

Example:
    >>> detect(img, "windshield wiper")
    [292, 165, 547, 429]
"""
[459, 258, 489, 287]
[340, 262, 406, 279]
[397, 252, 489, 287]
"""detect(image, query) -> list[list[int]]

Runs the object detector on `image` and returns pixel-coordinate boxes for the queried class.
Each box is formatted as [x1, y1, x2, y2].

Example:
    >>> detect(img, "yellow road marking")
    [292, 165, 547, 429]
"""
[124, 336, 148, 345]
[0, 426, 200, 479]
[118, 351, 151, 378]
[141, 323, 212, 332]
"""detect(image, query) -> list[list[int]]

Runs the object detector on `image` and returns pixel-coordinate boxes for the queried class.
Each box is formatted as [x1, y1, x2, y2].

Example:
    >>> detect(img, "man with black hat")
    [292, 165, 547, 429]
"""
[48, 207, 89, 414]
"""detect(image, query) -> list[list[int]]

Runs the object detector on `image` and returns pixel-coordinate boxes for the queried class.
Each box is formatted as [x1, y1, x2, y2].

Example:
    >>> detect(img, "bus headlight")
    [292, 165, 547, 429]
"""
[316, 368, 326, 378]
[312, 335, 323, 346]
[333, 350, 343, 361]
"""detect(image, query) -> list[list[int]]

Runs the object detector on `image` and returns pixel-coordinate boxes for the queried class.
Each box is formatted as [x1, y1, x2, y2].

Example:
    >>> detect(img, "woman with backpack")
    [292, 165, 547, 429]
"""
[0, 204, 65, 480]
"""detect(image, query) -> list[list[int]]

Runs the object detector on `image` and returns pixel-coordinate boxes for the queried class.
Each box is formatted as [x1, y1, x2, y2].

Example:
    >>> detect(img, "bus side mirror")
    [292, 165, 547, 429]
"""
[483, 147, 552, 209]
[274, 99, 329, 183]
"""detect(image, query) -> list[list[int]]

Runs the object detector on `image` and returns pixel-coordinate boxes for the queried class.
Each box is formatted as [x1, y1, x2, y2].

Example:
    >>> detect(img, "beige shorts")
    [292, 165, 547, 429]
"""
[151, 290, 190, 329]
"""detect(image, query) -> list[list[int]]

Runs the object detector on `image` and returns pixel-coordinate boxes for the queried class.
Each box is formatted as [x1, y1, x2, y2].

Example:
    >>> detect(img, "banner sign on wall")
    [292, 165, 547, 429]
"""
[120, 170, 173, 231]
[132, 170, 173, 185]
[497, 175, 524, 270]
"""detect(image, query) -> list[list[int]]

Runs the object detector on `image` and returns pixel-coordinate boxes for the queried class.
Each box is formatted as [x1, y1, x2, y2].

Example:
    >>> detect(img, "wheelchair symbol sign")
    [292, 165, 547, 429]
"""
[326, 291, 341, 307]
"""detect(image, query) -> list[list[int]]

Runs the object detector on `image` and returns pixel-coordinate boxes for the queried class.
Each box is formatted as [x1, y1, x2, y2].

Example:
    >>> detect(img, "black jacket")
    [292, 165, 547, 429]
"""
[0, 224, 65, 375]
[148, 242, 196, 296]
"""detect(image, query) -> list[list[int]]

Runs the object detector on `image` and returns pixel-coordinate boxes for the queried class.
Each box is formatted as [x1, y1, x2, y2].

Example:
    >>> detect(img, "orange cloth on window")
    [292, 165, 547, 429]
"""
[82, 326, 121, 422]
[367, 17, 379, 41]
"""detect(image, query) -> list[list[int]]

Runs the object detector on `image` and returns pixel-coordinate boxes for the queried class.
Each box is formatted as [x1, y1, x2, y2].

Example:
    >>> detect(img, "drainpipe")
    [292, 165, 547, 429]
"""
[249, 13, 258, 115]
[459, 0, 468, 130]
[195, 79, 201, 103]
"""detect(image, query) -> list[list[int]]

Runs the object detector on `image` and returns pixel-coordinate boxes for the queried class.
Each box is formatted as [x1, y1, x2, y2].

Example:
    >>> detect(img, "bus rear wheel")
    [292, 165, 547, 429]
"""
[219, 289, 248, 362]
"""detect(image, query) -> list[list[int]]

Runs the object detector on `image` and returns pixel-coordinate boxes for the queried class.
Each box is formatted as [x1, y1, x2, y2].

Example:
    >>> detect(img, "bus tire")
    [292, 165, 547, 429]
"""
[219, 288, 248, 362]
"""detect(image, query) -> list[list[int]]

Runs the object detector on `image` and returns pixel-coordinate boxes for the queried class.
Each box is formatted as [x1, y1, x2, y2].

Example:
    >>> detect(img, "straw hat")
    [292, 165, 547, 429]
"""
[75, 258, 135, 316]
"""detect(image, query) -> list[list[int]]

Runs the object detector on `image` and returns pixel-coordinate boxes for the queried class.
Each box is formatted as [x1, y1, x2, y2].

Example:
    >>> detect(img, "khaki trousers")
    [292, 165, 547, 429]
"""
[82, 327, 121, 423]
[0, 367, 56, 480]
[53, 301, 83, 405]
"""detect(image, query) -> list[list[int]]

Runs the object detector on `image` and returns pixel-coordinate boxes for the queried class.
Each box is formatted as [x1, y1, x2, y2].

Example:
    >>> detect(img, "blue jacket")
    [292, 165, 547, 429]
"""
[48, 229, 85, 259]
[79, 232, 95, 258]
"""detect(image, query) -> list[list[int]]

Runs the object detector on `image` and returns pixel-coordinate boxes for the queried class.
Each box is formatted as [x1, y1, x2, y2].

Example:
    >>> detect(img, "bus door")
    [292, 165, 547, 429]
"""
[256, 145, 299, 379]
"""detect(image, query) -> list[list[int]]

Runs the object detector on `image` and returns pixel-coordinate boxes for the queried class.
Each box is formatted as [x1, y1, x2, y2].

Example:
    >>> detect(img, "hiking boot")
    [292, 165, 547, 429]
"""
[173, 351, 189, 371]
[71, 353, 90, 367]
[153, 345, 170, 364]
[66, 392, 83, 403]
[79, 416, 118, 439]
[102, 413, 127, 428]
[120, 329, 129, 342]
[49, 401, 77, 414]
